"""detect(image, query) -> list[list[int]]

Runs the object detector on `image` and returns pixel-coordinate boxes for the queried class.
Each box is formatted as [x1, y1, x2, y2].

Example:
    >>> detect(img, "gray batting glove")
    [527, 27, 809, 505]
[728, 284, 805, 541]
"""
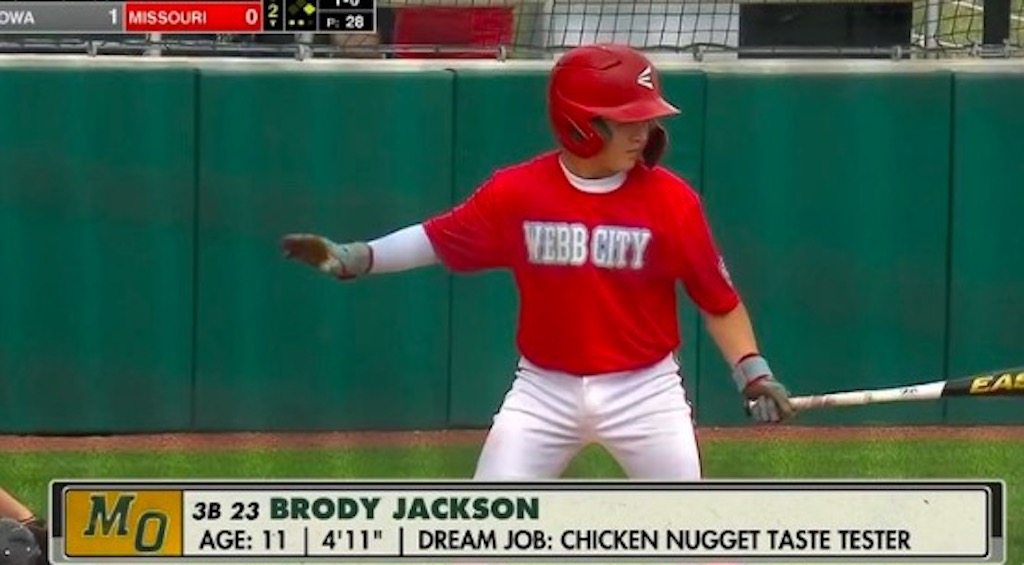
[733, 354, 797, 423]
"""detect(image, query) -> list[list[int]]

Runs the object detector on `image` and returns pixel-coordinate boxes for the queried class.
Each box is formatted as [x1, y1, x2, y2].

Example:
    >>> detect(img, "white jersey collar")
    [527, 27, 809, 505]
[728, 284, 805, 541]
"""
[559, 156, 626, 194]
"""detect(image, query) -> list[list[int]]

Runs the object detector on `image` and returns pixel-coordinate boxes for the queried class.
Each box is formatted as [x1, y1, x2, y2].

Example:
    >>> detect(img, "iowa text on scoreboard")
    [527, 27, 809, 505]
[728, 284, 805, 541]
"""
[48, 479, 1005, 563]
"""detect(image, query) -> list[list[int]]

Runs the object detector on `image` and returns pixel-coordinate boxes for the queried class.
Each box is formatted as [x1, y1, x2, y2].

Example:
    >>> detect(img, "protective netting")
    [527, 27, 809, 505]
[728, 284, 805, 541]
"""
[396, 0, 1024, 54]
[0, 0, 1019, 58]
[512, 0, 1007, 51]
[1018, 0, 1024, 40]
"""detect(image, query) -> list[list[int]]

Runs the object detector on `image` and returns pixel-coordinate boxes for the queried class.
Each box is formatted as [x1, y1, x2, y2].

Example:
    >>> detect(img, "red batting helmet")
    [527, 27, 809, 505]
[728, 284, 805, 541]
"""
[548, 44, 680, 162]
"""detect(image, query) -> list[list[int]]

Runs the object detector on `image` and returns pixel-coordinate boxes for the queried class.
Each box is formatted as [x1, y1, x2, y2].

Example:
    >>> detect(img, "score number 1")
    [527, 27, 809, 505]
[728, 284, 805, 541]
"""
[331, 0, 366, 6]
[108, 3, 262, 32]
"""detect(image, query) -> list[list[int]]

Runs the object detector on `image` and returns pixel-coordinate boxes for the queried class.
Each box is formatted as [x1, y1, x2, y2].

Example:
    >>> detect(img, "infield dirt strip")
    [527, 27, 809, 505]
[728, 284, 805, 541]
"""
[0, 426, 1021, 452]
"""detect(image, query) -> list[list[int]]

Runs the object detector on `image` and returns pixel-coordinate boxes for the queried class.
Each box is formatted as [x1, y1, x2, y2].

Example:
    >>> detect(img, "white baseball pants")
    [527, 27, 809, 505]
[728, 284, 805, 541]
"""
[473, 354, 702, 480]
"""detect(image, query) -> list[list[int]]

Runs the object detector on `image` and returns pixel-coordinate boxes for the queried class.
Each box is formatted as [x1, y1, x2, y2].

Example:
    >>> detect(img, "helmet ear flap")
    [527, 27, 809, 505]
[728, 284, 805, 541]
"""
[551, 106, 605, 158]
[568, 118, 587, 143]
[591, 118, 612, 140]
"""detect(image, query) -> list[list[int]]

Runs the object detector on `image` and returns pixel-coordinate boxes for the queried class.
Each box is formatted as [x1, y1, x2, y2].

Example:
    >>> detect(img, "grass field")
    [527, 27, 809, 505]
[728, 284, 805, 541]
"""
[3, 434, 1021, 564]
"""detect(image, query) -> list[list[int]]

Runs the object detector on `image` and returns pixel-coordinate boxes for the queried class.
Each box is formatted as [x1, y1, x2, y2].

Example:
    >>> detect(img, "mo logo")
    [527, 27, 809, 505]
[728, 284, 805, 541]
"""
[83, 493, 169, 552]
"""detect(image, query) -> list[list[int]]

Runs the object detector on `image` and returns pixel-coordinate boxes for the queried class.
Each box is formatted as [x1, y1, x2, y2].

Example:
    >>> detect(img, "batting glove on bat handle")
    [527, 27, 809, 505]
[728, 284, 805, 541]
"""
[733, 354, 797, 423]
[280, 234, 373, 280]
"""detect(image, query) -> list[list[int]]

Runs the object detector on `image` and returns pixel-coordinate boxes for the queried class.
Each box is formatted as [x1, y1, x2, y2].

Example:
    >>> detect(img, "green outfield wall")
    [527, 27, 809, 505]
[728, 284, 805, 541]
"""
[0, 68, 197, 434]
[946, 72, 1024, 425]
[0, 60, 1020, 434]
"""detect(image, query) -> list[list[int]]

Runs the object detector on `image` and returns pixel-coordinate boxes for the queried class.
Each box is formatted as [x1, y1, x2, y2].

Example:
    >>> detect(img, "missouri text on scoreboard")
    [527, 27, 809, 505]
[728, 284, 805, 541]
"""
[0, 0, 374, 34]
[48, 480, 1004, 563]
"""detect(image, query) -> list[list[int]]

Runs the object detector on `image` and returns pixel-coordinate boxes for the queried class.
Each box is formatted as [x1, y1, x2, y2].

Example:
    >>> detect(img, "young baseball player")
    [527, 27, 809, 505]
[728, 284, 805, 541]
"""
[282, 43, 795, 480]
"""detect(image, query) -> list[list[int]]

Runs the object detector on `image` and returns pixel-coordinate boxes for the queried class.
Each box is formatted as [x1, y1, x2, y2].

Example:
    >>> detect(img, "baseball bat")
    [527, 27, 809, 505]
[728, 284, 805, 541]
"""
[756, 366, 1024, 412]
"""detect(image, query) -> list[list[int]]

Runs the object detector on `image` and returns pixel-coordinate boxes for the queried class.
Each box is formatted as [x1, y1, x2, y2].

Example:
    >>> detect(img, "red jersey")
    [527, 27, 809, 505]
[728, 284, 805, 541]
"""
[422, 151, 740, 375]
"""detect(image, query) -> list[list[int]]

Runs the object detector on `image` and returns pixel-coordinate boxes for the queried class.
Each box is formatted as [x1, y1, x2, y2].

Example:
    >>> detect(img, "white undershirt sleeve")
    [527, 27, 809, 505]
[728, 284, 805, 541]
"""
[367, 224, 439, 273]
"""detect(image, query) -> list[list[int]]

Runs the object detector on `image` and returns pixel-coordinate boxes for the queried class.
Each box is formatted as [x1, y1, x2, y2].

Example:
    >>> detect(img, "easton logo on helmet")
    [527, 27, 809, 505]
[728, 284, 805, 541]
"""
[637, 66, 654, 90]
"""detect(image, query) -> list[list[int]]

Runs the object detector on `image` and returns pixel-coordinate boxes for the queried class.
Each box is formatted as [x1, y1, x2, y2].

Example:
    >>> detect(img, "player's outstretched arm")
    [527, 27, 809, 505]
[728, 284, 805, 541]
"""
[703, 303, 796, 423]
[281, 224, 439, 280]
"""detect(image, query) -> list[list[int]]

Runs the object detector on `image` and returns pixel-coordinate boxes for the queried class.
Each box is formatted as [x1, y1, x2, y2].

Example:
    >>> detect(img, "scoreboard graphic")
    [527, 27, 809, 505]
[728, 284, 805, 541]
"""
[49, 479, 1005, 563]
[0, 0, 375, 34]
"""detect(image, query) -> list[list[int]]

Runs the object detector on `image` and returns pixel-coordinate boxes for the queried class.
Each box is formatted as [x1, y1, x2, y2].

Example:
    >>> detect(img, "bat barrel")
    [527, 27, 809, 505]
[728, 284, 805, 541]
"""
[941, 371, 1024, 397]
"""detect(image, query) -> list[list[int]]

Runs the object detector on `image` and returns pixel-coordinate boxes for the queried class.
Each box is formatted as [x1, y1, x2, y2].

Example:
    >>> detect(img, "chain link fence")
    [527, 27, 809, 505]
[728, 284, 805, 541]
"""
[0, 0, 1020, 59]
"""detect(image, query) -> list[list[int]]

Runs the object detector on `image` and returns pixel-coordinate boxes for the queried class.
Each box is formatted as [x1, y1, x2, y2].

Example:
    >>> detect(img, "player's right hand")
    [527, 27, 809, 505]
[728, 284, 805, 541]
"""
[280, 234, 373, 279]
[744, 377, 796, 423]
[733, 353, 797, 423]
